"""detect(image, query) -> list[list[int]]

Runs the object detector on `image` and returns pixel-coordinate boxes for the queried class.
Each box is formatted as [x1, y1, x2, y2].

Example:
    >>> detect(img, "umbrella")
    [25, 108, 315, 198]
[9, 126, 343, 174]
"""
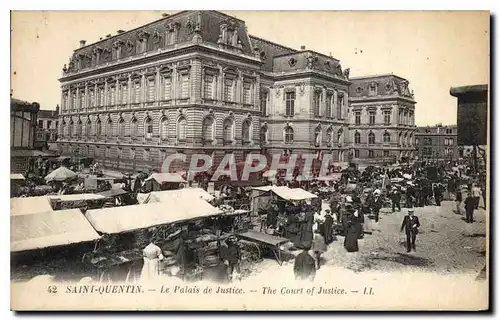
[44, 166, 77, 182]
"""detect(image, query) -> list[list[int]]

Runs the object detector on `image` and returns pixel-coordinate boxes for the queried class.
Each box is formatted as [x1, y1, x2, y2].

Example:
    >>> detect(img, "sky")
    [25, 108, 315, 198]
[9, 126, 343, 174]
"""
[11, 10, 489, 126]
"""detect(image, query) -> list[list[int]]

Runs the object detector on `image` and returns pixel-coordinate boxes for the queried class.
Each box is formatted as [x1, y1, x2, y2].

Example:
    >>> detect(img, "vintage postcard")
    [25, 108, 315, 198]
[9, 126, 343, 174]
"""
[10, 10, 490, 310]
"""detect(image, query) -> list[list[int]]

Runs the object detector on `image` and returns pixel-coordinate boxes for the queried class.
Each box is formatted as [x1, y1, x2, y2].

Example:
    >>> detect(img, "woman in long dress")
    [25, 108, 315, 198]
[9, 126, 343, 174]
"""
[140, 242, 164, 282]
[344, 208, 361, 253]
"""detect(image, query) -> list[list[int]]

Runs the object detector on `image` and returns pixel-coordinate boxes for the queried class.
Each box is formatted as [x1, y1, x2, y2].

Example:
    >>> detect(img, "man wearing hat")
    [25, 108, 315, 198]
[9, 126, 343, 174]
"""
[220, 235, 241, 282]
[400, 209, 420, 252]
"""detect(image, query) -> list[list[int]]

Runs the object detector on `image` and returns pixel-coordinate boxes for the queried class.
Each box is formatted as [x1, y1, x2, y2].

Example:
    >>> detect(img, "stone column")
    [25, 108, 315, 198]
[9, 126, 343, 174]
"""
[333, 90, 338, 119]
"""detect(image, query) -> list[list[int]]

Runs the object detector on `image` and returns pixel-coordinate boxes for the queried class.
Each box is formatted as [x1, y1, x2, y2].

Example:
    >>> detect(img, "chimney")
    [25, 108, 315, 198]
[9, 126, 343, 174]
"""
[106, 34, 112, 38]
[300, 45, 306, 50]
[117, 30, 126, 34]
[162, 13, 170, 18]
[79, 40, 86, 47]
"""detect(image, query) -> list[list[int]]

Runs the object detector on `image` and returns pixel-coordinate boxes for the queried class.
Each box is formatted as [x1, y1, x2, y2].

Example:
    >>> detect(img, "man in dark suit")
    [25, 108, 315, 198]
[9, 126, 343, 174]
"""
[400, 209, 420, 252]
[464, 192, 476, 223]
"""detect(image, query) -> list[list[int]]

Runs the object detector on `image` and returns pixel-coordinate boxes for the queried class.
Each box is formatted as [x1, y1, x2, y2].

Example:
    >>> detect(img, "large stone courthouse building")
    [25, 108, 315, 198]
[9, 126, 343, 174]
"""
[348, 74, 417, 164]
[58, 10, 416, 172]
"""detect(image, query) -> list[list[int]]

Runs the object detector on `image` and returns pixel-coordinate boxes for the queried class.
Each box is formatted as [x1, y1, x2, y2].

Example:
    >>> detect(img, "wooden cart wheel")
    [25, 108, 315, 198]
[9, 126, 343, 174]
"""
[240, 241, 261, 263]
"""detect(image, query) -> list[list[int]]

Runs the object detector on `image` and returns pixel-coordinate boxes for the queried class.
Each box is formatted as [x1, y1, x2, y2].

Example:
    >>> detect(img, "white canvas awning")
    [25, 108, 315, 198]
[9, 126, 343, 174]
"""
[11, 209, 101, 252]
[44, 166, 77, 182]
[47, 194, 105, 202]
[10, 173, 25, 181]
[251, 186, 317, 201]
[11, 196, 53, 216]
[85, 196, 223, 234]
[145, 173, 186, 184]
[137, 187, 214, 204]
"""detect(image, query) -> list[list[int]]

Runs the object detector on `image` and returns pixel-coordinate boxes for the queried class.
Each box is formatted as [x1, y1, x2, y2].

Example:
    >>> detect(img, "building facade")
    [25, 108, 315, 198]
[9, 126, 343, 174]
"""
[58, 11, 414, 172]
[57, 10, 354, 172]
[11, 98, 39, 149]
[414, 124, 458, 162]
[35, 106, 60, 151]
[348, 74, 417, 165]
[10, 97, 49, 173]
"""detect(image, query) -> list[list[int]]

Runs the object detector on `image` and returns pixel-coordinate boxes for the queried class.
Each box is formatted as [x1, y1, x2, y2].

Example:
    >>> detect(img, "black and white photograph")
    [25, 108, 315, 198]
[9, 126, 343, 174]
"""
[9, 9, 490, 310]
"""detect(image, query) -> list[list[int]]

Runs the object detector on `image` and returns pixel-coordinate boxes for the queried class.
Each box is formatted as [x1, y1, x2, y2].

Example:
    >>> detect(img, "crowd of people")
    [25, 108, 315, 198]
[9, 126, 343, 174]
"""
[288, 161, 487, 281]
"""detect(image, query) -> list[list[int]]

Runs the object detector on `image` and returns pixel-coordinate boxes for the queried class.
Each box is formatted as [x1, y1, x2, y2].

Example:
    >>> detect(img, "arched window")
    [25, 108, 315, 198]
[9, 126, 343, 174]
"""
[177, 116, 187, 142]
[106, 118, 112, 137]
[338, 128, 344, 146]
[223, 118, 234, 143]
[96, 119, 102, 137]
[144, 117, 153, 139]
[202, 117, 215, 142]
[68, 120, 73, 137]
[242, 119, 252, 143]
[314, 126, 322, 146]
[403, 133, 408, 146]
[61, 120, 66, 137]
[130, 118, 138, 138]
[354, 131, 361, 144]
[326, 127, 334, 146]
[284, 126, 294, 144]
[383, 131, 391, 143]
[86, 119, 92, 136]
[399, 132, 403, 145]
[408, 134, 413, 146]
[76, 120, 82, 136]
[368, 132, 375, 145]
[118, 118, 125, 137]
[260, 125, 268, 144]
[160, 117, 168, 141]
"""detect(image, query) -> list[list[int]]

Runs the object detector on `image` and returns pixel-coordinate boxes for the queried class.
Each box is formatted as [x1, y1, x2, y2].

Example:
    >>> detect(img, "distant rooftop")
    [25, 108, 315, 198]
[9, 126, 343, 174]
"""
[450, 84, 488, 97]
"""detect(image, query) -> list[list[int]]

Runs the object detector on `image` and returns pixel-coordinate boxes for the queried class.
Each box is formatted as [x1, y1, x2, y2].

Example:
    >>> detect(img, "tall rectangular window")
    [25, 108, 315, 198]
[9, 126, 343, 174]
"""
[224, 79, 234, 101]
[369, 111, 376, 125]
[368, 150, 374, 158]
[384, 110, 391, 125]
[204, 74, 214, 99]
[108, 86, 116, 105]
[120, 83, 128, 104]
[384, 150, 390, 157]
[89, 89, 95, 107]
[285, 91, 295, 116]
[260, 92, 267, 116]
[80, 90, 86, 109]
[337, 94, 343, 119]
[313, 91, 321, 117]
[98, 87, 105, 106]
[147, 78, 155, 101]
[134, 81, 141, 103]
[354, 150, 360, 158]
[243, 82, 252, 104]
[162, 76, 172, 100]
[180, 74, 189, 98]
[326, 93, 333, 118]
[355, 111, 361, 125]
[72, 92, 77, 110]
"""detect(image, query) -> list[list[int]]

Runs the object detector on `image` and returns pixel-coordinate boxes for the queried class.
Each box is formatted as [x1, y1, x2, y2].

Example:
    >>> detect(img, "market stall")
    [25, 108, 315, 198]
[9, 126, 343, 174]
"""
[11, 209, 101, 253]
[48, 193, 106, 211]
[11, 196, 54, 216]
[144, 173, 187, 191]
[137, 187, 215, 204]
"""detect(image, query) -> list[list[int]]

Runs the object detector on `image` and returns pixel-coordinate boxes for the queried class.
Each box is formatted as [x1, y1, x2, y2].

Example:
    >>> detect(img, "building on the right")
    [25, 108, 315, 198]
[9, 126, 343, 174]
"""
[414, 124, 458, 162]
[348, 74, 417, 165]
[450, 84, 488, 170]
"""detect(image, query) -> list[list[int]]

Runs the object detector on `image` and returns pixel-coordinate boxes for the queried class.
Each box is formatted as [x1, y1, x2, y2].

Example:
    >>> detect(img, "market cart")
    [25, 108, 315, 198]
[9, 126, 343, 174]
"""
[236, 230, 289, 265]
